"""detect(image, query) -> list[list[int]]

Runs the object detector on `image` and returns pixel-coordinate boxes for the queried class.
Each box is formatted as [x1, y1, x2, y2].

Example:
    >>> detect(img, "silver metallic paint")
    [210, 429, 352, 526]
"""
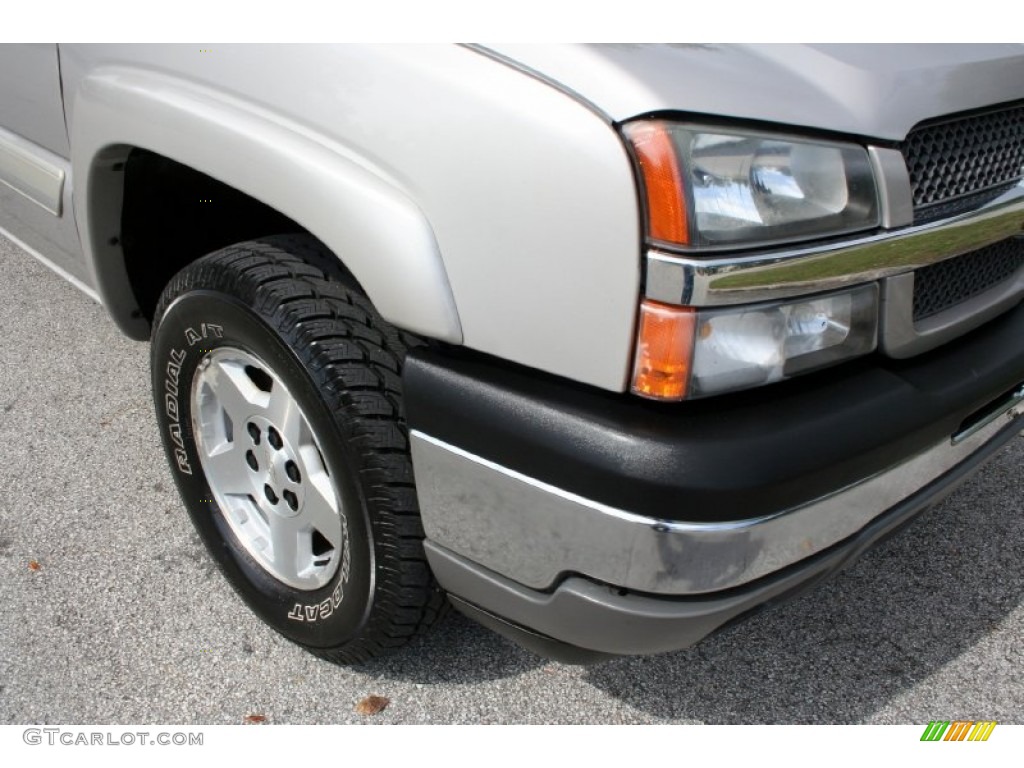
[2, 43, 1021, 393]
[0, 44, 70, 156]
[60, 45, 642, 391]
[68, 65, 464, 346]
[483, 44, 1024, 140]
[0, 221, 99, 302]
[0, 46, 87, 285]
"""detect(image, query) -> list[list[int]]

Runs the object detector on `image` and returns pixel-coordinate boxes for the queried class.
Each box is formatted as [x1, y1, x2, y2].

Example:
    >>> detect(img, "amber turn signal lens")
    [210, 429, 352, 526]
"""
[625, 121, 688, 245]
[631, 300, 696, 401]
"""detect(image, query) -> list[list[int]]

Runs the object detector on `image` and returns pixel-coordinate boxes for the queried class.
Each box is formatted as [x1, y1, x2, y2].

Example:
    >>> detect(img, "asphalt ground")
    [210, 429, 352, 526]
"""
[1, 234, 1022, 725]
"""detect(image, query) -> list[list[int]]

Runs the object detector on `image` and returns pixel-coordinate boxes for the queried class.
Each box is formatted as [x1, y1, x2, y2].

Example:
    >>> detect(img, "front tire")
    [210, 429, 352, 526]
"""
[150, 235, 446, 663]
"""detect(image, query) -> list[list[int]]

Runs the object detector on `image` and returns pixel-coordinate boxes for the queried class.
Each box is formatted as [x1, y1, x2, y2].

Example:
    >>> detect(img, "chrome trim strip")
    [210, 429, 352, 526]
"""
[645, 185, 1024, 307]
[0, 127, 65, 215]
[411, 402, 1023, 595]
[952, 385, 1024, 445]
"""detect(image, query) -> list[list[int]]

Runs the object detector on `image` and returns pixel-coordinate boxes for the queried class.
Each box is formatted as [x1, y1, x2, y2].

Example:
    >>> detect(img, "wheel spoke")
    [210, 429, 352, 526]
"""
[207, 359, 268, 426]
[265, 381, 306, 448]
[301, 469, 342, 549]
[268, 517, 303, 580]
[202, 444, 252, 495]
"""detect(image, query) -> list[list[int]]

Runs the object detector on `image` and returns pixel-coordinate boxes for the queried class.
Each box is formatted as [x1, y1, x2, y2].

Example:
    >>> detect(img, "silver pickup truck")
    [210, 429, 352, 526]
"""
[2, 44, 1023, 664]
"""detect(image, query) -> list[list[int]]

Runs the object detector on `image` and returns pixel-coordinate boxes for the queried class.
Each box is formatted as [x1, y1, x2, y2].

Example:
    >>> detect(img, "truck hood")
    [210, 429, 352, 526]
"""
[479, 44, 1024, 141]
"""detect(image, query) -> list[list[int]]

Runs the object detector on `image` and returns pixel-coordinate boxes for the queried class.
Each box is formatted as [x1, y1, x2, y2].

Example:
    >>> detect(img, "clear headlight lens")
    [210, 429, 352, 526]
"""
[690, 285, 879, 396]
[631, 285, 879, 400]
[626, 122, 880, 248]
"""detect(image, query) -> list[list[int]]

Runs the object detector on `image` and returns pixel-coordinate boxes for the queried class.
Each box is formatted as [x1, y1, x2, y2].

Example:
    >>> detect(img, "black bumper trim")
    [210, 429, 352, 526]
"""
[405, 302, 1024, 524]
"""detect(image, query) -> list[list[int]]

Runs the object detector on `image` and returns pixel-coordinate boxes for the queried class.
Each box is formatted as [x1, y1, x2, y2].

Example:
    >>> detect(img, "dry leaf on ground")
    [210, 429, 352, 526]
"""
[355, 695, 390, 715]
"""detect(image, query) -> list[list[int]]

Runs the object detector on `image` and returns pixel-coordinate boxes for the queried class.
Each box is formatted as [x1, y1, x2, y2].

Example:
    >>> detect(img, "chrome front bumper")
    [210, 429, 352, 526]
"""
[411, 385, 1024, 597]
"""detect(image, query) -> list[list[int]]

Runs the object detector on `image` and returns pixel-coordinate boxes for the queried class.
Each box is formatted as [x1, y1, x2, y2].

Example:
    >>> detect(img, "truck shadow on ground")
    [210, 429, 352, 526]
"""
[357, 610, 546, 683]
[582, 448, 1024, 723]
[362, 444, 1022, 714]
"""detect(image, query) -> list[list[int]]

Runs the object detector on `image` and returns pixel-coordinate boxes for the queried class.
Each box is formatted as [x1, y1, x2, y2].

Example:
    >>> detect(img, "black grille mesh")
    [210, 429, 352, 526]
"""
[902, 104, 1024, 224]
[913, 238, 1024, 322]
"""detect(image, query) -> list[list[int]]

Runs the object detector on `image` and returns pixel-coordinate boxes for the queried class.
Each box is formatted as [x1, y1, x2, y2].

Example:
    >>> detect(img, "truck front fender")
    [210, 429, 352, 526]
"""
[70, 67, 463, 343]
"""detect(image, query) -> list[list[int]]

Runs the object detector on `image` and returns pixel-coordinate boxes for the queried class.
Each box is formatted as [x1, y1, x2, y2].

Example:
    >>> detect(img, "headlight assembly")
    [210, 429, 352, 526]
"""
[632, 285, 879, 400]
[625, 121, 880, 249]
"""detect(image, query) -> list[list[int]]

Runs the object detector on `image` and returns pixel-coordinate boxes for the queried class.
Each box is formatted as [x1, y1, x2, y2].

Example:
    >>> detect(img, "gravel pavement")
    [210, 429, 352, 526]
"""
[1, 235, 1022, 725]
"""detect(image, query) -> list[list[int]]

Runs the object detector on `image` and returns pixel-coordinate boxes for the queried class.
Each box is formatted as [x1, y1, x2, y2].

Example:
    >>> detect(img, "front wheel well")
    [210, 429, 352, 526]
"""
[119, 149, 306, 324]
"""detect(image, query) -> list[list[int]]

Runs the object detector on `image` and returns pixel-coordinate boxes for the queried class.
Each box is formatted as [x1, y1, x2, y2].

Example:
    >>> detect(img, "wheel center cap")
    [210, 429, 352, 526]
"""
[268, 454, 289, 490]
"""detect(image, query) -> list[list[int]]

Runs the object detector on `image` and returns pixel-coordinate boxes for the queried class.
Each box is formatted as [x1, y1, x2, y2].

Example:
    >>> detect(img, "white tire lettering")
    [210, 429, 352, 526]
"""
[165, 347, 192, 475]
[174, 449, 192, 475]
[185, 323, 224, 346]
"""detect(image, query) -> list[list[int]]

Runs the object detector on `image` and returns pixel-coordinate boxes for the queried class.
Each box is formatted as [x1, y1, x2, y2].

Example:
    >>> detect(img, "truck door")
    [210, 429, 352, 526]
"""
[0, 44, 89, 287]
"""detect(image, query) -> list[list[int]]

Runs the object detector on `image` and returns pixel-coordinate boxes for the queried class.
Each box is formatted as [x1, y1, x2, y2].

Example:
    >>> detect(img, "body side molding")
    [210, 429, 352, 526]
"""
[0, 126, 65, 215]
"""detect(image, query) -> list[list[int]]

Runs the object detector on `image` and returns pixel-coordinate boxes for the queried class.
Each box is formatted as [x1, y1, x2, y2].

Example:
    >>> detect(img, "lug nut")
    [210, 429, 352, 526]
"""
[283, 490, 298, 511]
[264, 484, 279, 505]
[247, 423, 261, 444]
[285, 460, 301, 483]
[267, 427, 283, 450]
